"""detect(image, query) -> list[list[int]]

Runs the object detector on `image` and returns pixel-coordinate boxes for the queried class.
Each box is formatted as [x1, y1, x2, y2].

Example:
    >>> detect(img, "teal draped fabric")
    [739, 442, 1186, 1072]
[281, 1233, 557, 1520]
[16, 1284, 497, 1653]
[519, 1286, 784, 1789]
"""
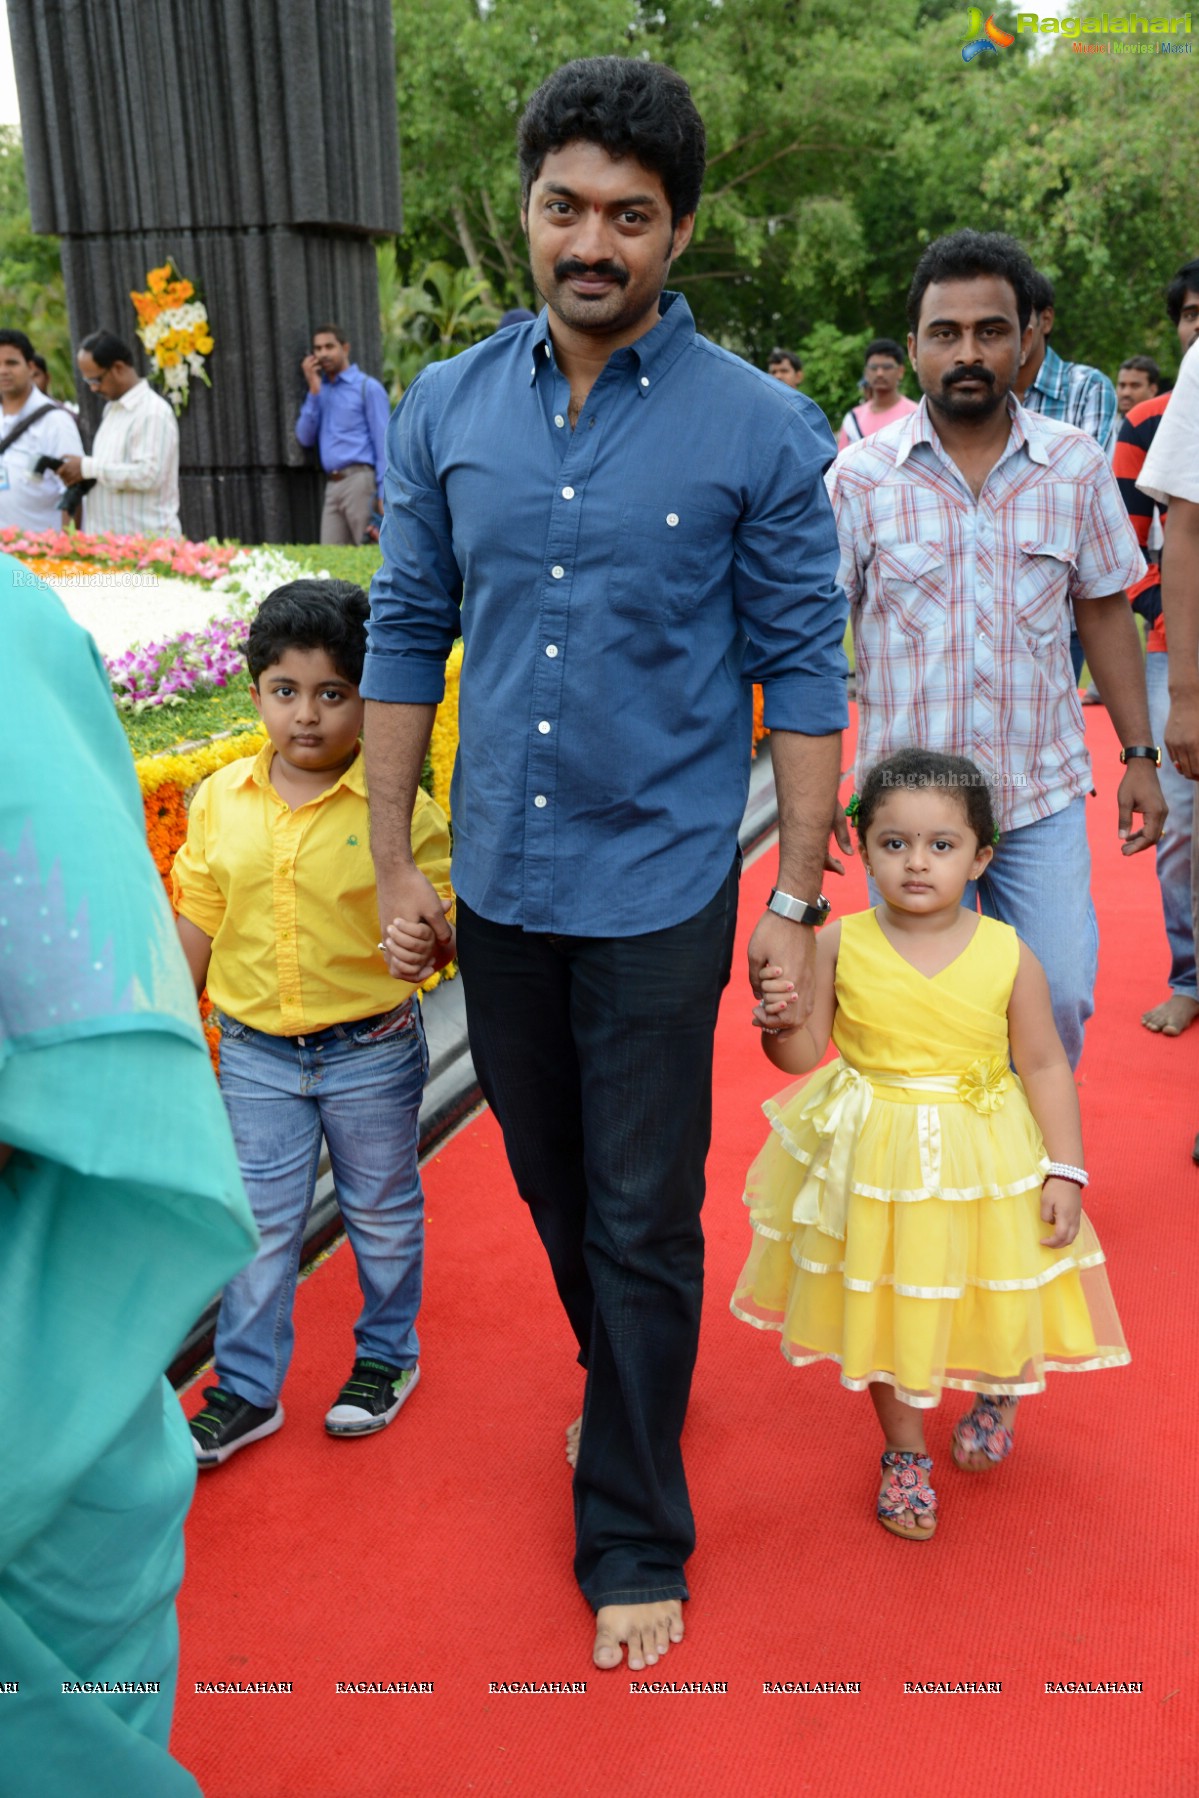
[0, 556, 257, 1794]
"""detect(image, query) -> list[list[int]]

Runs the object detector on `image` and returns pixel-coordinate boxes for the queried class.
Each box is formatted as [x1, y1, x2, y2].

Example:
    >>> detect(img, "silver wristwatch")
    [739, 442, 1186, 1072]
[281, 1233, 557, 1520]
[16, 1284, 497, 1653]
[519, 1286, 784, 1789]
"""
[767, 888, 831, 928]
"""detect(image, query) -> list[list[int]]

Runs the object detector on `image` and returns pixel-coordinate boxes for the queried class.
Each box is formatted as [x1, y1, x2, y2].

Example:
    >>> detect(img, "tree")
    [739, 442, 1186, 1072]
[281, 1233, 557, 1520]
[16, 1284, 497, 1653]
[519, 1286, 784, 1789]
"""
[0, 128, 72, 392]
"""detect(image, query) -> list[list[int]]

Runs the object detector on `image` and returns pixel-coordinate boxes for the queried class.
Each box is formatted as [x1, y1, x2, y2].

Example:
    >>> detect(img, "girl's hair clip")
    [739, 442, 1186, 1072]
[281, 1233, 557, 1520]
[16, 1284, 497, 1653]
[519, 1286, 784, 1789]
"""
[992, 824, 1001, 845]
[844, 793, 861, 824]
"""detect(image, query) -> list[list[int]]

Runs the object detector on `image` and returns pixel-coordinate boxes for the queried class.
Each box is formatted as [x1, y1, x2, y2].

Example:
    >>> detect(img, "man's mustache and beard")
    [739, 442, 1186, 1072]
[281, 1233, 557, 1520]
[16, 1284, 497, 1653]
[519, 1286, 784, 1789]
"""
[930, 361, 1008, 421]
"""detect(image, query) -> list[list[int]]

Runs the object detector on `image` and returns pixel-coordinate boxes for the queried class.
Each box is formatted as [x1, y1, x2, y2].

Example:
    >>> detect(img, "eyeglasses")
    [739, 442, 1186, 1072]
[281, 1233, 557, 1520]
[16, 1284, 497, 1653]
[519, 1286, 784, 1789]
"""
[82, 373, 108, 388]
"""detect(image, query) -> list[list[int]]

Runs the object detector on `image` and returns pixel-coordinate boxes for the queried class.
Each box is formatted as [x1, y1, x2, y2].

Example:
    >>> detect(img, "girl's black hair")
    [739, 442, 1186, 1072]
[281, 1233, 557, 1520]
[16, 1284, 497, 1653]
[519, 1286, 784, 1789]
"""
[518, 57, 706, 229]
[245, 579, 370, 687]
[856, 748, 997, 850]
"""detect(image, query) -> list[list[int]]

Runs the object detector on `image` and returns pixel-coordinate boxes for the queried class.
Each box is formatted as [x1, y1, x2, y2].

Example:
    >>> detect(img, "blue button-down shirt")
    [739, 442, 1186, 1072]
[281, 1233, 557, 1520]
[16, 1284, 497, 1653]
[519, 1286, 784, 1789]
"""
[362, 293, 848, 936]
[295, 363, 390, 497]
[1023, 343, 1118, 456]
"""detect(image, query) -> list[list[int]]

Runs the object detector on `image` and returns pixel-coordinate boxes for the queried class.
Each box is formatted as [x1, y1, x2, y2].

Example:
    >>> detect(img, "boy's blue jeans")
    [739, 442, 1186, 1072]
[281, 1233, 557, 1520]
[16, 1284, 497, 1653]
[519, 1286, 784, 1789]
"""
[212, 999, 428, 1410]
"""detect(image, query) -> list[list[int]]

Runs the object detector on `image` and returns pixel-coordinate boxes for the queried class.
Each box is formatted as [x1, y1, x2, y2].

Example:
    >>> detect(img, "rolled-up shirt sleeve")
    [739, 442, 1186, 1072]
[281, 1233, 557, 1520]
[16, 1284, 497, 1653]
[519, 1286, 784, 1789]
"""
[734, 404, 849, 735]
[362, 374, 464, 706]
[170, 783, 226, 939]
[1071, 451, 1148, 599]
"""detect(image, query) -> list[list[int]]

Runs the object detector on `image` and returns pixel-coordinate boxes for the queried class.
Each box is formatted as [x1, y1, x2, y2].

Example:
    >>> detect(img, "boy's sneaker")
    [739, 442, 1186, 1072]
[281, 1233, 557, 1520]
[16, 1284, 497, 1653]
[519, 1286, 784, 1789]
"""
[324, 1359, 420, 1436]
[190, 1386, 284, 1467]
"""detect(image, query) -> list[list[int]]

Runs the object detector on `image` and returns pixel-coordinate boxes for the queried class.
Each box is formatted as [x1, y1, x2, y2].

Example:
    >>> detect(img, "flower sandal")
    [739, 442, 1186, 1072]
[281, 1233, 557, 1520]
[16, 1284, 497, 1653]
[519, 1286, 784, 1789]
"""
[951, 1396, 1017, 1472]
[877, 1450, 937, 1541]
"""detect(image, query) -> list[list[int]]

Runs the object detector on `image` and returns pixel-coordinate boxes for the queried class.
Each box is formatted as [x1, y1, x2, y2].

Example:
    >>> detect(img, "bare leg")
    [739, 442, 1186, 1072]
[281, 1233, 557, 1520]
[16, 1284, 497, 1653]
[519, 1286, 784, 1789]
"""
[870, 1383, 936, 1536]
[565, 1414, 581, 1468]
[593, 1600, 684, 1672]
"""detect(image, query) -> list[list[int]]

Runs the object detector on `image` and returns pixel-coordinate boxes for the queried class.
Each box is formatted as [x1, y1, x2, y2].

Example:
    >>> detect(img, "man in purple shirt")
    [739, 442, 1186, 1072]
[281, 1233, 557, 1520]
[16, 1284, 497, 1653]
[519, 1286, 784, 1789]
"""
[295, 324, 389, 545]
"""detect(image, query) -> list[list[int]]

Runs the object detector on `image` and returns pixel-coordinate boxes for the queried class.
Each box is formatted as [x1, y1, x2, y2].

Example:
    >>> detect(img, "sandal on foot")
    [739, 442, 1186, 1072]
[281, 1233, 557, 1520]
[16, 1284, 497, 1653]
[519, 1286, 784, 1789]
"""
[951, 1396, 1017, 1472]
[877, 1450, 937, 1541]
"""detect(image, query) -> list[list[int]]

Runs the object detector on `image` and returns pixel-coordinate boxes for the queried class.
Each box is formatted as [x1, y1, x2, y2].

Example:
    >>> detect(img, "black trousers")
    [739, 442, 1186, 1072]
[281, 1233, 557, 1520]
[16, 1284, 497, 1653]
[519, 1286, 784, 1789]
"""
[455, 857, 740, 1610]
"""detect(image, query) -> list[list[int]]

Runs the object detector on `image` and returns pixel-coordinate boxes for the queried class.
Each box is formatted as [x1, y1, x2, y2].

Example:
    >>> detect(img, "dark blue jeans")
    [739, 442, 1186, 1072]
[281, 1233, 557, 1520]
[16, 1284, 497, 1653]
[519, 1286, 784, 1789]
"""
[455, 857, 740, 1611]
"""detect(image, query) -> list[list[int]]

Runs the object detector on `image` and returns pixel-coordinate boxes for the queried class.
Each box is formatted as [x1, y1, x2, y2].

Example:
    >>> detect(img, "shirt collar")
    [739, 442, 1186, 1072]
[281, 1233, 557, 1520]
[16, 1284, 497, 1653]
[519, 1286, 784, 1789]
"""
[244, 739, 367, 801]
[110, 378, 148, 411]
[1028, 342, 1066, 402]
[327, 363, 361, 386]
[528, 291, 696, 394]
[897, 392, 1049, 470]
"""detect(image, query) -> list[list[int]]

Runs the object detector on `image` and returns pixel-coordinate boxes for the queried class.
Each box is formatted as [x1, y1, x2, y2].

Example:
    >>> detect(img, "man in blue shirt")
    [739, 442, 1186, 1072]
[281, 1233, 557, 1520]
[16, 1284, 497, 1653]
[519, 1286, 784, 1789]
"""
[363, 57, 848, 1673]
[295, 324, 389, 544]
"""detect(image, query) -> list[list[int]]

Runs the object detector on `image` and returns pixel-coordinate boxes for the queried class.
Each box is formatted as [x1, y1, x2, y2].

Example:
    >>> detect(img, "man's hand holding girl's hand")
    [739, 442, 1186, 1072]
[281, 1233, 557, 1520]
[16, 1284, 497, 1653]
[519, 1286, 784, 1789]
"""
[753, 965, 800, 1036]
[1039, 1177, 1082, 1248]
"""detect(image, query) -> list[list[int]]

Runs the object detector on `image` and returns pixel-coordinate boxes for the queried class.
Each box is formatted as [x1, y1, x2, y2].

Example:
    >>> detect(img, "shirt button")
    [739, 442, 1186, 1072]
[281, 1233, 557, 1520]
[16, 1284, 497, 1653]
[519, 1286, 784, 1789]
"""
[562, 486, 575, 499]
[534, 794, 547, 808]
[666, 512, 679, 526]
[554, 414, 565, 428]
[538, 720, 551, 734]
[551, 565, 565, 579]
[640, 376, 650, 388]
[545, 644, 559, 658]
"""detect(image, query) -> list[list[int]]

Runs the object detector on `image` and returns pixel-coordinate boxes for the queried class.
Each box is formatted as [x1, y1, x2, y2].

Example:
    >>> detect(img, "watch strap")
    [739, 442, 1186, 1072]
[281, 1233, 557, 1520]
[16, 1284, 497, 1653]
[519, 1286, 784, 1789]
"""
[767, 888, 831, 927]
[1119, 745, 1161, 765]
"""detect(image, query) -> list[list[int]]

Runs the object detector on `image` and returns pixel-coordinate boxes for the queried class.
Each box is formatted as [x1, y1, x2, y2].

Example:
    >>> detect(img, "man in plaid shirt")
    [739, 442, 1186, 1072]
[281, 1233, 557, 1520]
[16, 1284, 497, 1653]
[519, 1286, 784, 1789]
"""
[830, 230, 1165, 1068]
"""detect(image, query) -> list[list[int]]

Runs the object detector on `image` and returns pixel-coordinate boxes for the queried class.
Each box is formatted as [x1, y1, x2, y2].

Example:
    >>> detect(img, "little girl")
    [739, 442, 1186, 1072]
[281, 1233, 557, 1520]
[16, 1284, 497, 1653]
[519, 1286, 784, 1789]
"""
[731, 748, 1128, 1541]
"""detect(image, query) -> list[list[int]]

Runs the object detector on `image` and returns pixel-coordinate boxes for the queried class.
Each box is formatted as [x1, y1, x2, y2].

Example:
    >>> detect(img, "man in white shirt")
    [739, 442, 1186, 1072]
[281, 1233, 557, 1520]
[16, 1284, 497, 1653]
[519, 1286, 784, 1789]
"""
[0, 328, 83, 533]
[58, 330, 181, 537]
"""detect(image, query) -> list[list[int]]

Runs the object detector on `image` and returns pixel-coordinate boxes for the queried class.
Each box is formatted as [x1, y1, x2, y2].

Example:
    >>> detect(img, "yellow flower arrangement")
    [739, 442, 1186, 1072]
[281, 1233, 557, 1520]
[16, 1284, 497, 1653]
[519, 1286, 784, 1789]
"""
[427, 640, 463, 816]
[130, 259, 214, 414]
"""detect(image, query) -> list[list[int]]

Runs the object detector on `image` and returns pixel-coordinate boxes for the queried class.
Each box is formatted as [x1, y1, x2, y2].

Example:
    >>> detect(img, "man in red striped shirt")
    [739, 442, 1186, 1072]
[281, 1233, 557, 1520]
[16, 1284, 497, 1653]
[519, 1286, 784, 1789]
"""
[1115, 256, 1199, 1039]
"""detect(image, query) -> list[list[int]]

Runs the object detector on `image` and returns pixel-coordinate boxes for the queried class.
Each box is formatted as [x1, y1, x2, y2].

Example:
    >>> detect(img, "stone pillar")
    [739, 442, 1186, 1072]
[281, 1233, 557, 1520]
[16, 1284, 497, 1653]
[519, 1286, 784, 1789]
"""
[9, 0, 401, 544]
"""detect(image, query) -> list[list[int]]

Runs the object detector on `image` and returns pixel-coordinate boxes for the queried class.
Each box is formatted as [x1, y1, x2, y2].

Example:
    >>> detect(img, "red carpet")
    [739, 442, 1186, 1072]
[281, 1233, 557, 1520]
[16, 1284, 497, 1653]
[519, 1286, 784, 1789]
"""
[176, 707, 1199, 1797]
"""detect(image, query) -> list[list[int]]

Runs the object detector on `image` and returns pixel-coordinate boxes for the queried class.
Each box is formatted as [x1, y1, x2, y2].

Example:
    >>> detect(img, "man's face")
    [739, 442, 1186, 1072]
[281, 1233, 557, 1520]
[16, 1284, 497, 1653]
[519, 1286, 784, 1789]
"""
[1117, 366, 1158, 415]
[767, 359, 802, 388]
[77, 348, 128, 400]
[908, 275, 1031, 424]
[864, 353, 902, 401]
[0, 345, 34, 404]
[312, 332, 350, 377]
[522, 140, 693, 340]
[1177, 288, 1199, 354]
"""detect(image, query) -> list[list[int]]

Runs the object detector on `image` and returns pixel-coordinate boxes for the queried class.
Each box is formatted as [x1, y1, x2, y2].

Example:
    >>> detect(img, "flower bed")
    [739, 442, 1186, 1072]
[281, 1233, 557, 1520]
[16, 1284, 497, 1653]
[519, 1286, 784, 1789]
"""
[1, 526, 240, 582]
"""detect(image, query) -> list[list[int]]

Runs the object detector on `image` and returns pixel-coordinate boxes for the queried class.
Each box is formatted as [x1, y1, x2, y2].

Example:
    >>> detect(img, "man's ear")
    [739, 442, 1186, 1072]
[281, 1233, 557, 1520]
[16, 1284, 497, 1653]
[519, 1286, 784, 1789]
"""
[668, 212, 696, 265]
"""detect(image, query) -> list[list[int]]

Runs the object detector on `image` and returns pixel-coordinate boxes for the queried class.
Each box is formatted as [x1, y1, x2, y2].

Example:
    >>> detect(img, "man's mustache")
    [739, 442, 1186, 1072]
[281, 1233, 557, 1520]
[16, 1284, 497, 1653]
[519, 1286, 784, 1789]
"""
[943, 365, 995, 388]
[554, 259, 629, 288]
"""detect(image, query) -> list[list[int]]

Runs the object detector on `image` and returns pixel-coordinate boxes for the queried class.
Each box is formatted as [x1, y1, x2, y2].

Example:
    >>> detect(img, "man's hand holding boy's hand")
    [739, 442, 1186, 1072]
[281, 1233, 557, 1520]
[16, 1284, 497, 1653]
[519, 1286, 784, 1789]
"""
[382, 896, 455, 983]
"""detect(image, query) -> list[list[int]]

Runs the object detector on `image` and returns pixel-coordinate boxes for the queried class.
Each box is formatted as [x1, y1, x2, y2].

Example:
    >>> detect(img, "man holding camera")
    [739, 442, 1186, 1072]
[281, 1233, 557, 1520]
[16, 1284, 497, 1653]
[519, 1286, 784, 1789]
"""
[58, 330, 181, 537]
[0, 328, 82, 533]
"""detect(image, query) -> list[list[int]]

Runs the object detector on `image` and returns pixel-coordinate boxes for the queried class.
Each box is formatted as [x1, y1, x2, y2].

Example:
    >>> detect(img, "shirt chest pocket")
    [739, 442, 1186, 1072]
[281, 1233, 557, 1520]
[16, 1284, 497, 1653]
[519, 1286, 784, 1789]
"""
[873, 540, 945, 635]
[1017, 541, 1076, 639]
[605, 501, 725, 624]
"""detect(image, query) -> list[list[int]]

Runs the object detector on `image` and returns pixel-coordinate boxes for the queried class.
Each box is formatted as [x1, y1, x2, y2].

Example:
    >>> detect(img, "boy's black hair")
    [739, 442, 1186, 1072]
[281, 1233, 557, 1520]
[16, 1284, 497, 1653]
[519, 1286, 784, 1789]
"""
[906, 231, 1037, 336]
[855, 748, 997, 852]
[518, 57, 706, 229]
[78, 328, 137, 368]
[863, 337, 905, 365]
[768, 348, 803, 372]
[0, 328, 36, 361]
[1166, 256, 1199, 325]
[245, 579, 370, 687]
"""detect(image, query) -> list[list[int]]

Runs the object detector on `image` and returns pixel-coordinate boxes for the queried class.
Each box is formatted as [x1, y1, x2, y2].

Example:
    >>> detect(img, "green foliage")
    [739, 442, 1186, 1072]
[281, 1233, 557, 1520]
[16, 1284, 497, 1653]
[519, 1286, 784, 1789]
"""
[274, 543, 384, 588]
[119, 674, 259, 757]
[0, 129, 72, 392]
[377, 252, 500, 396]
[795, 323, 873, 432]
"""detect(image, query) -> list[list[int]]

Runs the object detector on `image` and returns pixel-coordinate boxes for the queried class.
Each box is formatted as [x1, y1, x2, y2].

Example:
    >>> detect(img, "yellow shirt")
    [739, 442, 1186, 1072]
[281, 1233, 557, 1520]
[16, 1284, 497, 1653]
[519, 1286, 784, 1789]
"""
[171, 743, 452, 1035]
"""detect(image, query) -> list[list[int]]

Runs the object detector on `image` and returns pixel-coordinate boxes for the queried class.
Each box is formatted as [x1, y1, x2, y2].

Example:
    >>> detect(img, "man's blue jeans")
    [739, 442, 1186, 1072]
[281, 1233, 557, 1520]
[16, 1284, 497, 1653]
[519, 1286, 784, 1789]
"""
[455, 858, 740, 1612]
[212, 1001, 429, 1410]
[866, 797, 1097, 1068]
[1146, 650, 1197, 1001]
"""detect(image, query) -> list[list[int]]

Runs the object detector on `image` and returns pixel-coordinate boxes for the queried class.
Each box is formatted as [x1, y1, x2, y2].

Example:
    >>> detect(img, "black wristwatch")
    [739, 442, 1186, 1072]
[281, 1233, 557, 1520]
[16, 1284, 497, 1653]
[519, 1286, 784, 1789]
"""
[1118, 745, 1162, 766]
[767, 888, 831, 928]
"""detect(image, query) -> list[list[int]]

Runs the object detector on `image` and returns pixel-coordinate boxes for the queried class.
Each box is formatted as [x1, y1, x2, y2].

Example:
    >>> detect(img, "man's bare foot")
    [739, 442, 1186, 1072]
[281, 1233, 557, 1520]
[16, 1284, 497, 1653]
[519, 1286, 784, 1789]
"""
[1142, 994, 1199, 1037]
[593, 1600, 684, 1671]
[565, 1415, 581, 1468]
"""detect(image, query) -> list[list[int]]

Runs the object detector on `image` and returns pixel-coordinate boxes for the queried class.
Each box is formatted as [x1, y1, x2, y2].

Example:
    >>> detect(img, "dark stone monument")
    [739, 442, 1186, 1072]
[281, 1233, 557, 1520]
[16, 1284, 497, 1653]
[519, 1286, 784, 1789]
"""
[9, 0, 401, 544]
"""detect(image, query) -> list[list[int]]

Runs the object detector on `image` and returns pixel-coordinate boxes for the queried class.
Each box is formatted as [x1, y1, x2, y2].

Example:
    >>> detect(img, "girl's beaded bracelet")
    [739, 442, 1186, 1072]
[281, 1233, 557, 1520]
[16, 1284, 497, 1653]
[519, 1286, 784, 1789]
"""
[1045, 1161, 1088, 1187]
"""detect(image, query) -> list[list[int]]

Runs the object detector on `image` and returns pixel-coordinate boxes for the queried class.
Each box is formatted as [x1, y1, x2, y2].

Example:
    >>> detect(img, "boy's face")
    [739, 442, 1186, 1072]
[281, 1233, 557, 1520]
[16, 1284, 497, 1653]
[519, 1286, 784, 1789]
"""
[251, 646, 364, 780]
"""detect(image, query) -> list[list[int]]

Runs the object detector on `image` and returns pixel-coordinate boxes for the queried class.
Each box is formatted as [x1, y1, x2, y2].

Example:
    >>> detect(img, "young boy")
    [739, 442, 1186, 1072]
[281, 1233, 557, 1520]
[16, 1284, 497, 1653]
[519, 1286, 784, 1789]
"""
[172, 579, 454, 1464]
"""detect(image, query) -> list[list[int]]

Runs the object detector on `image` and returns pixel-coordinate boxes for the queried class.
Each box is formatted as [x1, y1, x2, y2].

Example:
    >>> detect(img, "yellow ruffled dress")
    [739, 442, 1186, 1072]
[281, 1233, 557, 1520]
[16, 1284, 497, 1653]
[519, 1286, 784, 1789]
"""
[731, 910, 1128, 1407]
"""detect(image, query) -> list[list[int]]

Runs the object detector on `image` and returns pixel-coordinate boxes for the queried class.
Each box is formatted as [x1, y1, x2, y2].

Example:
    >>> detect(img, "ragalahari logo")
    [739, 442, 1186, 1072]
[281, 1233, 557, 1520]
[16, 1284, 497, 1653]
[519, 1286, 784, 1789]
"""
[962, 7, 1017, 56]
